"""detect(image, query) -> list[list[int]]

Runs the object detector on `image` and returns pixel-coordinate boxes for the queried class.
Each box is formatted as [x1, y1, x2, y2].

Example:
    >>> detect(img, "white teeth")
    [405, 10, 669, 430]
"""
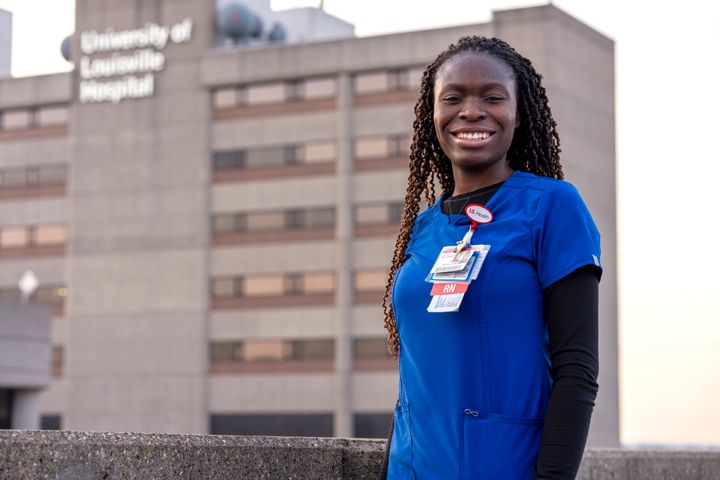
[456, 131, 490, 140]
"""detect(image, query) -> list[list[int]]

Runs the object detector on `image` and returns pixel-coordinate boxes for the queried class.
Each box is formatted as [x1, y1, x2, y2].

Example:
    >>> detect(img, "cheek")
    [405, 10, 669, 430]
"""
[433, 113, 444, 141]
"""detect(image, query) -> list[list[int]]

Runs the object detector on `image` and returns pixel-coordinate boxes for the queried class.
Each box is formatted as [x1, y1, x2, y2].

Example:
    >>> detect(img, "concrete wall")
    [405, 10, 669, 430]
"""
[0, 431, 718, 480]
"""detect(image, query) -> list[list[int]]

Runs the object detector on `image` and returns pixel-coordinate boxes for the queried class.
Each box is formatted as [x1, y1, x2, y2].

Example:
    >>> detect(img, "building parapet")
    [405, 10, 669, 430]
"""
[0, 430, 719, 479]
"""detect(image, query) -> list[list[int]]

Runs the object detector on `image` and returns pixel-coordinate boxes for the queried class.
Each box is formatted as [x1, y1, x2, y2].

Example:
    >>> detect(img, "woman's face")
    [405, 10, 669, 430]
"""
[433, 52, 520, 177]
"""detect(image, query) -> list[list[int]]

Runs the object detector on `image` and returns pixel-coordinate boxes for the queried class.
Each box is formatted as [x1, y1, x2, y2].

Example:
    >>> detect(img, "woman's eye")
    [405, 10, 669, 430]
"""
[486, 96, 504, 103]
[443, 96, 461, 103]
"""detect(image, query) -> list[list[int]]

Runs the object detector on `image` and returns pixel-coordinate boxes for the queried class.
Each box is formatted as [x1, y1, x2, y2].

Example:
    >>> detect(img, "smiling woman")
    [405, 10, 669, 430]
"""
[379, 36, 601, 480]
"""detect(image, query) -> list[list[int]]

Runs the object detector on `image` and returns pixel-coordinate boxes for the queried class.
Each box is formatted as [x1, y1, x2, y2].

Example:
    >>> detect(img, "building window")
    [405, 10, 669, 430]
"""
[302, 77, 336, 100]
[0, 165, 67, 190]
[354, 71, 392, 95]
[213, 141, 335, 172]
[354, 338, 393, 361]
[210, 413, 333, 437]
[245, 211, 285, 232]
[354, 202, 404, 227]
[51, 346, 64, 377]
[245, 82, 287, 106]
[211, 272, 335, 299]
[354, 269, 388, 293]
[0, 284, 66, 306]
[212, 206, 335, 235]
[0, 390, 12, 429]
[0, 109, 32, 130]
[211, 339, 334, 364]
[0, 227, 29, 248]
[33, 225, 67, 246]
[213, 77, 337, 110]
[35, 165, 67, 185]
[244, 275, 285, 297]
[301, 272, 335, 294]
[40, 414, 62, 430]
[354, 413, 394, 438]
[297, 141, 335, 164]
[354, 67, 425, 95]
[354, 134, 410, 161]
[245, 146, 292, 168]
[213, 87, 239, 109]
[36, 105, 69, 126]
[34, 285, 67, 306]
[0, 105, 69, 131]
[0, 224, 67, 250]
[211, 278, 242, 298]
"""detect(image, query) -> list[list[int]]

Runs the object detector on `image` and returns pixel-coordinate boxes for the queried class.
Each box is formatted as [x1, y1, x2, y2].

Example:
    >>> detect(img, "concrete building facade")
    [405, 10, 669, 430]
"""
[0, 0, 618, 445]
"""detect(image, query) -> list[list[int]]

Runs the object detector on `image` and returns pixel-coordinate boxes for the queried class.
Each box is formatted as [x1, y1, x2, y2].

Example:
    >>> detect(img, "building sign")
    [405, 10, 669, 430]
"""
[78, 19, 193, 104]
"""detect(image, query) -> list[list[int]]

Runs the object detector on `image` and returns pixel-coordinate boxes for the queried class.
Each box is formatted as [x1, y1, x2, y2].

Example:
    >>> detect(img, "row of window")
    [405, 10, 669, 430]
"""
[0, 224, 67, 249]
[33, 413, 393, 438]
[34, 413, 393, 438]
[213, 77, 336, 109]
[213, 207, 334, 235]
[212, 202, 402, 235]
[213, 141, 336, 170]
[211, 269, 386, 299]
[214, 412, 394, 438]
[0, 285, 67, 306]
[0, 164, 67, 190]
[212, 134, 410, 172]
[0, 105, 69, 131]
[212, 67, 424, 110]
[210, 337, 391, 364]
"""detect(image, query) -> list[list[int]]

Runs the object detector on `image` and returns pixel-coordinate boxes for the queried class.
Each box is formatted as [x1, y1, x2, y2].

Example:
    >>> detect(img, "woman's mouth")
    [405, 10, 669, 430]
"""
[451, 130, 495, 146]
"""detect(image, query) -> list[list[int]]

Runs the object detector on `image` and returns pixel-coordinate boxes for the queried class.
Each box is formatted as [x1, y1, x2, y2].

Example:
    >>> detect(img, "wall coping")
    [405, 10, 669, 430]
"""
[1, 430, 719, 479]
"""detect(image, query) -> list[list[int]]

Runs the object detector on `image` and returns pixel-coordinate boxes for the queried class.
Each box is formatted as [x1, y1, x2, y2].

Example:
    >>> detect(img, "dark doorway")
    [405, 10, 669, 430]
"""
[0, 389, 13, 429]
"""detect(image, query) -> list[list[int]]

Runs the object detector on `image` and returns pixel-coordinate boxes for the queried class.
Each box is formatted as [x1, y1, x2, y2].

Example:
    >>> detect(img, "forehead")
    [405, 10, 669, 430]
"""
[434, 52, 516, 90]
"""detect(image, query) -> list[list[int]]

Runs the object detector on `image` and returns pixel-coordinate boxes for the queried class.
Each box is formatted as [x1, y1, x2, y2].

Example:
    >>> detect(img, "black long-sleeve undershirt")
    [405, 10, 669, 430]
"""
[535, 265, 599, 479]
[378, 184, 600, 480]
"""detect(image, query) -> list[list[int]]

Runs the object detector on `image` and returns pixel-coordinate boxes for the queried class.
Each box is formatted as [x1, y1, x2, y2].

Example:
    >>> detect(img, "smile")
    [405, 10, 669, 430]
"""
[454, 131, 492, 140]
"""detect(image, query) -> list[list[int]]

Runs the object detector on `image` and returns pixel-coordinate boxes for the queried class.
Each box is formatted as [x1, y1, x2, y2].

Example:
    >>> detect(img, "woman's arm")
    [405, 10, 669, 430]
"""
[535, 265, 600, 479]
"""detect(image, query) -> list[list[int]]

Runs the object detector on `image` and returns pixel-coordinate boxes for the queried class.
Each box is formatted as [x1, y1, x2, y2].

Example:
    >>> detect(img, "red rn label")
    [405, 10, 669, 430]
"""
[430, 282, 470, 296]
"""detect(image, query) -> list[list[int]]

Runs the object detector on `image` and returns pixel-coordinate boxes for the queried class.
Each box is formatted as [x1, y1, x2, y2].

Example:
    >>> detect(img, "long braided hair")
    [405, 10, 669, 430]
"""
[383, 36, 564, 358]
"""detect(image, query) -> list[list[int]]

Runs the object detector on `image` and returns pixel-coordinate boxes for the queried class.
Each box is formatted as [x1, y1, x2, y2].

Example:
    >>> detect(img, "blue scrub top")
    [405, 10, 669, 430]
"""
[388, 171, 601, 480]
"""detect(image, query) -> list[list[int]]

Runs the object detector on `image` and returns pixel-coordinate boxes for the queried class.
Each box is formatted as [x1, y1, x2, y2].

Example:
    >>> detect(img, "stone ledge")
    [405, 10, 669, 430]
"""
[1, 430, 719, 480]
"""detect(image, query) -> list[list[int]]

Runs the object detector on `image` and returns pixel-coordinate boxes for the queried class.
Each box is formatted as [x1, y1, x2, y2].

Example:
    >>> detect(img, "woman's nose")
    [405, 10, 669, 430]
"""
[459, 100, 486, 121]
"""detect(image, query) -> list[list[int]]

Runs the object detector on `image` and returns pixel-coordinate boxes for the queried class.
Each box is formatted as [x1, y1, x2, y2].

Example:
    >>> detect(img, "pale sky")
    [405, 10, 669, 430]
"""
[1, 0, 719, 447]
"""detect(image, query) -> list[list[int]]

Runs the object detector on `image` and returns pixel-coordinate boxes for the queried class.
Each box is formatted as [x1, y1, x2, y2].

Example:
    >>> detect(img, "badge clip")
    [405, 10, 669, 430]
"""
[453, 204, 493, 260]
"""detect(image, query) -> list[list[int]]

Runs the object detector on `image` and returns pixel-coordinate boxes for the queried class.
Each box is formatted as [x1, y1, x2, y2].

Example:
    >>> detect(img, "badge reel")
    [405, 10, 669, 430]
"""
[426, 204, 493, 313]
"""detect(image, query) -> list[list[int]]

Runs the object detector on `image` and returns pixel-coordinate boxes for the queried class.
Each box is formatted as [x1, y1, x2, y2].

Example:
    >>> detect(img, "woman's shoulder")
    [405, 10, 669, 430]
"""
[511, 171, 585, 204]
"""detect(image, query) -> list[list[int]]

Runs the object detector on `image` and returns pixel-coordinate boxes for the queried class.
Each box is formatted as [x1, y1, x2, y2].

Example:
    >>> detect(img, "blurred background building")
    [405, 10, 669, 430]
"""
[0, 0, 617, 444]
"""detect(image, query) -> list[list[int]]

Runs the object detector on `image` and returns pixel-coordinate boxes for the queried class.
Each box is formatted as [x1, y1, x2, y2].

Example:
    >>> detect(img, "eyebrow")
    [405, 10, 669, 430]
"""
[438, 82, 511, 92]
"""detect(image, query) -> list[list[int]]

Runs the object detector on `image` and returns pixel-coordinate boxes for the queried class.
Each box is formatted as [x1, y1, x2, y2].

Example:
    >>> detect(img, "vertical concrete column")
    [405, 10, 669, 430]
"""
[334, 73, 354, 437]
[11, 389, 41, 429]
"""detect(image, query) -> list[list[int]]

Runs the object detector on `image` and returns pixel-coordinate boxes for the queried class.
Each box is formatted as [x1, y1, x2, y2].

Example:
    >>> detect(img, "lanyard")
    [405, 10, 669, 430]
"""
[454, 204, 493, 257]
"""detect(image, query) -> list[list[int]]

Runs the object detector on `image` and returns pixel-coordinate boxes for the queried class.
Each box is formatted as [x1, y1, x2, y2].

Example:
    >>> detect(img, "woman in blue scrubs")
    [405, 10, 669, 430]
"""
[380, 36, 601, 479]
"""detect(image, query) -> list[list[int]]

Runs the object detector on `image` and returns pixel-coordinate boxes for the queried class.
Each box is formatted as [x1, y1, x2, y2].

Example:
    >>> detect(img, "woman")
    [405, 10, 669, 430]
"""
[380, 36, 601, 479]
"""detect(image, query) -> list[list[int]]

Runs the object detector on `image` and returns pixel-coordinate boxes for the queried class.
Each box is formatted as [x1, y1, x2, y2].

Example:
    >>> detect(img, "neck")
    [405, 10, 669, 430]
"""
[451, 164, 513, 196]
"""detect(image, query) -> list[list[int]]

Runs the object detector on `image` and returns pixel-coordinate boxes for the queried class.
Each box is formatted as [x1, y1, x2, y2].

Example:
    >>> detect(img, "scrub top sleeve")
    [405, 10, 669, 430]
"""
[534, 184, 602, 290]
